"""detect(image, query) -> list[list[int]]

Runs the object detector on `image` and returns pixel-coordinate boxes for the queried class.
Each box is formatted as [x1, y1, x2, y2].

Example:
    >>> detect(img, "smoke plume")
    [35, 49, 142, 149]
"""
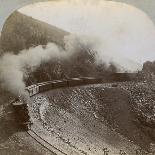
[19, 0, 155, 70]
[0, 34, 98, 96]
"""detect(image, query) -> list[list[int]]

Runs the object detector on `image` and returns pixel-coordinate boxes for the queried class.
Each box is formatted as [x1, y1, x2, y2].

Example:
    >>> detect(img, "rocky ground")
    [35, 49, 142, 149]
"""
[29, 83, 154, 154]
[0, 82, 155, 154]
[118, 82, 155, 145]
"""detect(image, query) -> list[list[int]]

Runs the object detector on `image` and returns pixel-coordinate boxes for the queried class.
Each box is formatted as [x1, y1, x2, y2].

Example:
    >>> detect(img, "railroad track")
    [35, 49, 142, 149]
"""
[27, 129, 67, 155]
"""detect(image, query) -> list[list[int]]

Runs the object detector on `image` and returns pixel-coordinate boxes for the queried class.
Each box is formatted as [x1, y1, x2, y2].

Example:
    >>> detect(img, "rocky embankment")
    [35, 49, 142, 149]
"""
[119, 82, 155, 148]
[1, 82, 155, 154]
[29, 83, 155, 154]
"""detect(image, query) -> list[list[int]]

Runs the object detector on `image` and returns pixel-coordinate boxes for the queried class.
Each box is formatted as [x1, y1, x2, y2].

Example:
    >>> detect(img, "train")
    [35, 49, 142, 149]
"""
[11, 77, 103, 130]
[11, 74, 139, 131]
[25, 77, 103, 97]
[25, 74, 139, 97]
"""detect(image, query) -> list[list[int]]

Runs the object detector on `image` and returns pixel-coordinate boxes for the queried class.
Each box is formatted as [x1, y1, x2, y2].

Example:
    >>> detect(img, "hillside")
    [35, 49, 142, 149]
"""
[30, 85, 138, 155]
[28, 83, 155, 154]
[0, 11, 69, 54]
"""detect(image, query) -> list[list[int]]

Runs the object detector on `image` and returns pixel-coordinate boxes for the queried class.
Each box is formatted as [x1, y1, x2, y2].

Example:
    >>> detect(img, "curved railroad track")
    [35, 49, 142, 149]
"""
[27, 129, 67, 155]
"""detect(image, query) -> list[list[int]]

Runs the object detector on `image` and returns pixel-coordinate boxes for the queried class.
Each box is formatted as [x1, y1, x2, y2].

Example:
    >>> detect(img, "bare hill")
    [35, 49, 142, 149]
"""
[0, 11, 69, 54]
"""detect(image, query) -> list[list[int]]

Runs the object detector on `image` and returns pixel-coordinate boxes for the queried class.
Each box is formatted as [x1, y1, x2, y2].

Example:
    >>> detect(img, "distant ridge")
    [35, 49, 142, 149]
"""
[0, 11, 69, 54]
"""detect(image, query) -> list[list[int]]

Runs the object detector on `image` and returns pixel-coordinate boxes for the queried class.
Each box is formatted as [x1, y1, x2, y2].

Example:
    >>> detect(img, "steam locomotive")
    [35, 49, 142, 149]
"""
[11, 96, 31, 130]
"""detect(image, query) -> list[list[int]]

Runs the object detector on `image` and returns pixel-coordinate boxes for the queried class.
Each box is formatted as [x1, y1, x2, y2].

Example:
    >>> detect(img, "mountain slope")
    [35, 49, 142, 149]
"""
[0, 11, 69, 54]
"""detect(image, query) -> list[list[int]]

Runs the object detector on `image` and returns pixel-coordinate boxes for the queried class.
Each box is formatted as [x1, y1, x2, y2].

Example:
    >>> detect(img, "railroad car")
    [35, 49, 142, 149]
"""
[109, 73, 137, 82]
[52, 80, 68, 88]
[38, 81, 53, 92]
[26, 84, 39, 96]
[111, 83, 118, 87]
[81, 77, 101, 85]
[67, 78, 84, 87]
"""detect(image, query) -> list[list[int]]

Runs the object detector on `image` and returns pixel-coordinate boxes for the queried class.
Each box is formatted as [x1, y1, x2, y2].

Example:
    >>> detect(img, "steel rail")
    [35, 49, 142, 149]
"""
[27, 129, 67, 155]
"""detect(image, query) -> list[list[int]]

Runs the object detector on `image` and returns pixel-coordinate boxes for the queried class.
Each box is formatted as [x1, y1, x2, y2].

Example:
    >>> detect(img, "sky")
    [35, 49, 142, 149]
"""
[114, 0, 155, 24]
[18, 0, 155, 71]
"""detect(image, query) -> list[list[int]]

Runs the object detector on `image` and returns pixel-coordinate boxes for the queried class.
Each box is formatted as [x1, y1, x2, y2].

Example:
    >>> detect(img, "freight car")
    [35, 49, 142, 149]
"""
[80, 77, 103, 85]
[38, 80, 67, 92]
[109, 73, 138, 82]
[52, 80, 68, 88]
[38, 81, 53, 93]
[26, 84, 39, 97]
[67, 78, 84, 87]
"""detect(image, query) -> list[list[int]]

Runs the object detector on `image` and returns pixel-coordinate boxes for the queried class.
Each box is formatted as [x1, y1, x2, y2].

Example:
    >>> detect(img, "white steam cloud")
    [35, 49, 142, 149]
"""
[0, 35, 97, 96]
[1, 0, 155, 96]
[19, 0, 155, 70]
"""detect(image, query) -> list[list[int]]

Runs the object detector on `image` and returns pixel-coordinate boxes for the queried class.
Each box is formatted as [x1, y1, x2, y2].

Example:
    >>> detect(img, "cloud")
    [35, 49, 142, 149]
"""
[19, 0, 155, 66]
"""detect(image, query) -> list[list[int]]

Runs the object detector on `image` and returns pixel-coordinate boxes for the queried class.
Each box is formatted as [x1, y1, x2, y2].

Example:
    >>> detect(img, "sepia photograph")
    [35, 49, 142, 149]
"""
[0, 0, 155, 154]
